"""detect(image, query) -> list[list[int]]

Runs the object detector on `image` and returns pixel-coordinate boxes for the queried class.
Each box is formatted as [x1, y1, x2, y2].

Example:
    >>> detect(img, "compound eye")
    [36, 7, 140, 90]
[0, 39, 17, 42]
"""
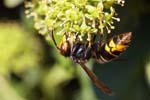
[60, 41, 70, 56]
[59, 35, 71, 57]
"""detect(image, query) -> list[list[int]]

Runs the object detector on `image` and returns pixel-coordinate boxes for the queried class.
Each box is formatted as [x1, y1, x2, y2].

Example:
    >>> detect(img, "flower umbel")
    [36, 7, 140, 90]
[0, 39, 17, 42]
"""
[25, 0, 125, 40]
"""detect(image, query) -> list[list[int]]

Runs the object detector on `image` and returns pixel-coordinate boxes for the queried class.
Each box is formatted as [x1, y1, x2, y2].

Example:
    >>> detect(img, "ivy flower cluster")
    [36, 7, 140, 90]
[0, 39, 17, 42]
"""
[25, 0, 125, 39]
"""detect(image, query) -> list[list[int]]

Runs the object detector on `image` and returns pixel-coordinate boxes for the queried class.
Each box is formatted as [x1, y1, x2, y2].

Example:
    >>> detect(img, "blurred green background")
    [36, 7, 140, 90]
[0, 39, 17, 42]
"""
[0, 0, 150, 100]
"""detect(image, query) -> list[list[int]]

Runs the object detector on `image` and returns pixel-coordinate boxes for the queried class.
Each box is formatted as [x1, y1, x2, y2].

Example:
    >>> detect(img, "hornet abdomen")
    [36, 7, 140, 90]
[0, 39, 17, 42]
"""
[96, 32, 132, 63]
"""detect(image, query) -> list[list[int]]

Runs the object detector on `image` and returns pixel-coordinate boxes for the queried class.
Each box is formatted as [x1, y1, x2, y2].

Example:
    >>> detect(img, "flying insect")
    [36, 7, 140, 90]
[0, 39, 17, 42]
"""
[49, 30, 132, 96]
